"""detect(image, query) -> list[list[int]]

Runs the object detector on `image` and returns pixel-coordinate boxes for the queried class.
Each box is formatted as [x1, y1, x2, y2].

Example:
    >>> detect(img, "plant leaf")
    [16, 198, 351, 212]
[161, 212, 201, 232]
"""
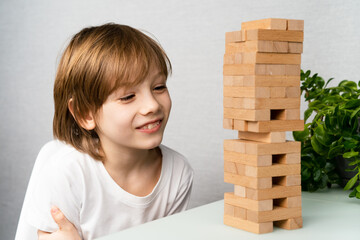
[349, 188, 357, 198]
[311, 135, 328, 156]
[348, 159, 360, 166]
[328, 145, 343, 159]
[293, 127, 310, 142]
[343, 99, 360, 109]
[324, 78, 334, 88]
[356, 191, 360, 199]
[344, 173, 359, 190]
[343, 151, 359, 159]
[314, 123, 333, 147]
[314, 169, 321, 182]
[339, 80, 358, 90]
[304, 108, 314, 122]
[350, 106, 360, 119]
[302, 168, 311, 181]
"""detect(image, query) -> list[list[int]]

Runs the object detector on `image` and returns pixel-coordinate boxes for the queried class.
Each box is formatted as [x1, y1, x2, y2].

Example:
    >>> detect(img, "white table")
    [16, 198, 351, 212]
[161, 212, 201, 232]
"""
[97, 188, 360, 240]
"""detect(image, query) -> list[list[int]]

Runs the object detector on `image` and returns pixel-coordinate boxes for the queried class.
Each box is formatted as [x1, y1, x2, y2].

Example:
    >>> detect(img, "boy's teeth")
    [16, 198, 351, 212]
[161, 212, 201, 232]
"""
[141, 121, 160, 130]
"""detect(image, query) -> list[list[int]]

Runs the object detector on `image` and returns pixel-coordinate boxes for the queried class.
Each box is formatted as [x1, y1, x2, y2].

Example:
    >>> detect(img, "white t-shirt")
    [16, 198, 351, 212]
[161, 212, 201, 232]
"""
[15, 140, 194, 240]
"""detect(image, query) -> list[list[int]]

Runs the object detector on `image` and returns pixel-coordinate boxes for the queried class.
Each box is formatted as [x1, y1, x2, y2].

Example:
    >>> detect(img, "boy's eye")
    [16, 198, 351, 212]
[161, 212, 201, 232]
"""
[154, 85, 167, 91]
[119, 94, 135, 102]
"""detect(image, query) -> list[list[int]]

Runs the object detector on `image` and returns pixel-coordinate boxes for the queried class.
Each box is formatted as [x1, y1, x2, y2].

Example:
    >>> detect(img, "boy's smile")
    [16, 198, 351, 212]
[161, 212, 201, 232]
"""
[93, 65, 171, 154]
[136, 119, 162, 133]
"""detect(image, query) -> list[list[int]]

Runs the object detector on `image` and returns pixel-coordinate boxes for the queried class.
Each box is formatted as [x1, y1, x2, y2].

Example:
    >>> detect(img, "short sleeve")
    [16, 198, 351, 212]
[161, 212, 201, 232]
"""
[25, 150, 83, 234]
[167, 158, 194, 215]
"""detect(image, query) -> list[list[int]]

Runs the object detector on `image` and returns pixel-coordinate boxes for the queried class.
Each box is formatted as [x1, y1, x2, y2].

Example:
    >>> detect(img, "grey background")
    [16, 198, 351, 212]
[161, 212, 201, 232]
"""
[1, 0, 359, 239]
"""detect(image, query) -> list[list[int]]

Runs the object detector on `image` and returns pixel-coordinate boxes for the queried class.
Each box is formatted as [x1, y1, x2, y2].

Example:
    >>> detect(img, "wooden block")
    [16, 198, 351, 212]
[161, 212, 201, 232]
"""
[286, 65, 301, 76]
[270, 109, 300, 120]
[224, 203, 235, 216]
[242, 75, 300, 87]
[224, 139, 246, 153]
[223, 86, 270, 98]
[273, 175, 301, 186]
[274, 217, 303, 230]
[224, 97, 299, 110]
[224, 161, 246, 175]
[223, 118, 234, 129]
[247, 206, 302, 223]
[264, 64, 286, 75]
[224, 203, 247, 219]
[225, 192, 273, 211]
[223, 64, 257, 76]
[241, 18, 287, 30]
[245, 29, 304, 42]
[234, 185, 246, 197]
[242, 53, 301, 65]
[223, 53, 243, 64]
[225, 31, 244, 43]
[269, 98, 300, 109]
[223, 97, 254, 109]
[225, 41, 273, 53]
[273, 153, 301, 164]
[233, 119, 247, 131]
[234, 206, 247, 219]
[224, 139, 301, 155]
[246, 185, 301, 200]
[251, 120, 304, 132]
[224, 108, 270, 121]
[286, 87, 301, 98]
[223, 76, 245, 86]
[234, 119, 248, 131]
[273, 196, 302, 208]
[273, 41, 289, 53]
[224, 64, 300, 76]
[289, 42, 303, 53]
[234, 119, 304, 132]
[238, 131, 286, 143]
[224, 161, 237, 174]
[285, 109, 301, 120]
[224, 215, 273, 234]
[276, 218, 303, 230]
[287, 20, 304, 31]
[244, 140, 299, 155]
[224, 150, 272, 167]
[245, 164, 300, 178]
[224, 172, 272, 189]
[270, 87, 286, 98]
[223, 54, 235, 64]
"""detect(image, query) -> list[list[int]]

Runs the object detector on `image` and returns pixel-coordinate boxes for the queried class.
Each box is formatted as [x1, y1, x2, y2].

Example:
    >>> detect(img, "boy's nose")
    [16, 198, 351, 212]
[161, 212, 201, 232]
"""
[139, 94, 161, 115]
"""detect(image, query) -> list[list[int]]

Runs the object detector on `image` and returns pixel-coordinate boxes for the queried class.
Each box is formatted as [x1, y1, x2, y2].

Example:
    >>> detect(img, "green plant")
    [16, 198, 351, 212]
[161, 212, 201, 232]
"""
[293, 70, 360, 199]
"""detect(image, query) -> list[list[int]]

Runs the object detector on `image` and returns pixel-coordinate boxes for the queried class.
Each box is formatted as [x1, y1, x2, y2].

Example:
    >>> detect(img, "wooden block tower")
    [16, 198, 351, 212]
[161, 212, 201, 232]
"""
[223, 18, 304, 234]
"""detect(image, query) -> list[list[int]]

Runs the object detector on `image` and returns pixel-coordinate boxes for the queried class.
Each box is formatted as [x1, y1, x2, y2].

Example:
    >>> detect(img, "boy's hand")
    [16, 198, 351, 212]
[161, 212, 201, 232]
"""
[37, 207, 81, 240]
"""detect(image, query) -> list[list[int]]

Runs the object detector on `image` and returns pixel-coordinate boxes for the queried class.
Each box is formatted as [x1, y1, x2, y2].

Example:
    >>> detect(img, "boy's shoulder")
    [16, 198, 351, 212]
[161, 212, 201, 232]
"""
[36, 140, 90, 171]
[160, 145, 188, 162]
[160, 144, 193, 175]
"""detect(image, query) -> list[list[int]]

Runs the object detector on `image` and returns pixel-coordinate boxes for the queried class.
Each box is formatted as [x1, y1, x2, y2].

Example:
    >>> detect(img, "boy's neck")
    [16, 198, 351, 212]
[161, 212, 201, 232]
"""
[100, 144, 162, 197]
[102, 145, 158, 172]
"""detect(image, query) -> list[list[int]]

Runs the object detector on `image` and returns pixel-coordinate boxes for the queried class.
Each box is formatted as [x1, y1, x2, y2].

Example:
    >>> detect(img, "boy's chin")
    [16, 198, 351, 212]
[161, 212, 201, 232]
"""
[142, 137, 163, 150]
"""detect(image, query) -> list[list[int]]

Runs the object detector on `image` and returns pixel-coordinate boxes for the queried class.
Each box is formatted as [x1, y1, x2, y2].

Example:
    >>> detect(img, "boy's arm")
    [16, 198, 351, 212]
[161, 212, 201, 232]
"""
[167, 165, 194, 215]
[37, 207, 81, 240]
[25, 156, 82, 236]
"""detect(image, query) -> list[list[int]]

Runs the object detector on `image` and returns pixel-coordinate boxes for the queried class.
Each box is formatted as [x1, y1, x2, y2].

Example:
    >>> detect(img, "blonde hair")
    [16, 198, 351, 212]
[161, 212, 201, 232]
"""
[53, 23, 172, 160]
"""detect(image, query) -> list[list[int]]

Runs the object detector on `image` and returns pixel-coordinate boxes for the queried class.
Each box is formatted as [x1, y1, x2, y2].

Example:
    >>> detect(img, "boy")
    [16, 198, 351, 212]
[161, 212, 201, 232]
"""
[15, 23, 194, 240]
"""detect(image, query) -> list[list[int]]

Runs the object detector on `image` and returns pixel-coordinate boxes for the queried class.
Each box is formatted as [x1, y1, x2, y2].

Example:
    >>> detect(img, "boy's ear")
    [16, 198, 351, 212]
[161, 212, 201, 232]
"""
[68, 98, 96, 130]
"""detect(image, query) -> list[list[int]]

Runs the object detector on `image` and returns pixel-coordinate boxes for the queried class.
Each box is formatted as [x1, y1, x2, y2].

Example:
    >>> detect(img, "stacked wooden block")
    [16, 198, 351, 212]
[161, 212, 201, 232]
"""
[223, 18, 304, 234]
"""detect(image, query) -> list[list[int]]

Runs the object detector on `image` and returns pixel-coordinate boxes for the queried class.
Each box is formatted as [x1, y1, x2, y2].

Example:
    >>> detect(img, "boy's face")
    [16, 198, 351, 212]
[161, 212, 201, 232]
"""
[94, 65, 172, 153]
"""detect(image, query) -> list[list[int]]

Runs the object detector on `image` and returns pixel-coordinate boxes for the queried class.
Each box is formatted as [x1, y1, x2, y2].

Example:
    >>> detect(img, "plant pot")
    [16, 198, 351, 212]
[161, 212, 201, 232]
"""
[335, 156, 358, 187]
